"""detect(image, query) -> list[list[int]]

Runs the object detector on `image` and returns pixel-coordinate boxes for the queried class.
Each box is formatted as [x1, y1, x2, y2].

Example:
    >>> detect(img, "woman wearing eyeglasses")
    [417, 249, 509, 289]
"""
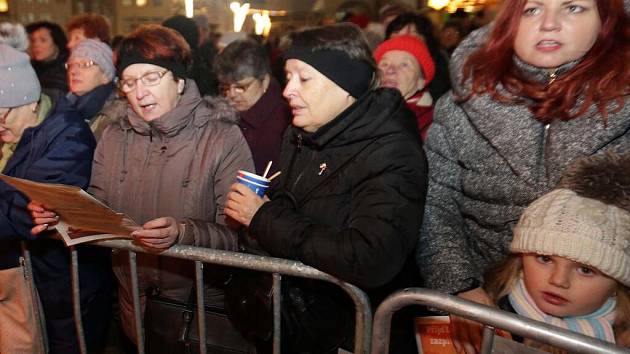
[61, 38, 122, 140]
[29, 25, 254, 351]
[214, 39, 290, 175]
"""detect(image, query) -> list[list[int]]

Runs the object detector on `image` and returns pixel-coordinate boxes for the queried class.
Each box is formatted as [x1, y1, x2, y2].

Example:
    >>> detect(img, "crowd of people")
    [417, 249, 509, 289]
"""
[0, 0, 629, 353]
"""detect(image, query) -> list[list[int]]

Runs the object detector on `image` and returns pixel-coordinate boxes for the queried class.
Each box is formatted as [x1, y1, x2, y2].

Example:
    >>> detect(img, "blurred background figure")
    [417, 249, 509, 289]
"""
[25, 21, 69, 102]
[214, 39, 290, 176]
[378, 3, 410, 29]
[386, 12, 450, 101]
[66, 13, 112, 50]
[375, 34, 435, 141]
[0, 43, 112, 354]
[439, 20, 464, 56]
[163, 15, 219, 96]
[63, 38, 119, 140]
[193, 14, 211, 47]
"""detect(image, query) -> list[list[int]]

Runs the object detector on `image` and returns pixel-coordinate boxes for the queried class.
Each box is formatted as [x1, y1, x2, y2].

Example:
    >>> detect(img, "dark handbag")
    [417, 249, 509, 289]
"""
[145, 286, 253, 354]
[224, 272, 353, 353]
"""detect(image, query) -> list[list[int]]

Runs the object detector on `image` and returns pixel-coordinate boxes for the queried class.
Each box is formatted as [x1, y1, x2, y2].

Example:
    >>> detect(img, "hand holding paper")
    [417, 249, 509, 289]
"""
[0, 174, 139, 246]
[28, 201, 58, 235]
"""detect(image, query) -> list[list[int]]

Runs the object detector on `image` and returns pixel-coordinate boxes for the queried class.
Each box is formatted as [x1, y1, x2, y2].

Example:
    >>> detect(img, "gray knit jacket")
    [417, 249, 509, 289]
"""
[417, 27, 630, 294]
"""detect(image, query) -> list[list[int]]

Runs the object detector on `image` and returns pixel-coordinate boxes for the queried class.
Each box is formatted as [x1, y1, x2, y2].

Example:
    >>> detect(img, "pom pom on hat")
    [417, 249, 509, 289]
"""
[373, 34, 435, 84]
[0, 22, 29, 52]
[0, 44, 41, 108]
[511, 153, 630, 287]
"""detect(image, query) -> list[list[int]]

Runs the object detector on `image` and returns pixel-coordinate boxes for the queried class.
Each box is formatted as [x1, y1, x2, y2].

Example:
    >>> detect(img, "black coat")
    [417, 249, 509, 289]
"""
[250, 88, 427, 353]
[31, 55, 69, 103]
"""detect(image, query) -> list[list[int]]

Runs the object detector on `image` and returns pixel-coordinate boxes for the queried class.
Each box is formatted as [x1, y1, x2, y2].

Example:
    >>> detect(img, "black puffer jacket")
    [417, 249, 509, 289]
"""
[250, 88, 427, 353]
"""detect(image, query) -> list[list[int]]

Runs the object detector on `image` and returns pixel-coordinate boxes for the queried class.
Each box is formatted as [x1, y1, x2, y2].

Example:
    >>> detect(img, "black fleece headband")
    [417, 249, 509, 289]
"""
[284, 46, 374, 98]
[117, 51, 187, 79]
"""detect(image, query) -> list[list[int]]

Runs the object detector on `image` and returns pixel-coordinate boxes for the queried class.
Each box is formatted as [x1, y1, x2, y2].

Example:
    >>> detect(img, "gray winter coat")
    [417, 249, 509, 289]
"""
[417, 27, 630, 294]
[90, 81, 254, 341]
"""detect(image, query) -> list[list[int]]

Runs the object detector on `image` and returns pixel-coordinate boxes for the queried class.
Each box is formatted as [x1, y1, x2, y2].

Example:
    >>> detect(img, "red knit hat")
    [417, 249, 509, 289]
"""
[373, 35, 435, 84]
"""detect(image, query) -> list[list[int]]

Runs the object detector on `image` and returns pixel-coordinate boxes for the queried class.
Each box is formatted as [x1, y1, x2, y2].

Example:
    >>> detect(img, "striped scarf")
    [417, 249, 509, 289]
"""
[508, 277, 617, 343]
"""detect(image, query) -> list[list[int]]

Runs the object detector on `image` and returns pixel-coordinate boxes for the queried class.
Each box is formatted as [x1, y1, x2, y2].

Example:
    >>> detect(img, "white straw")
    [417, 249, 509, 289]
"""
[262, 161, 272, 178]
[267, 171, 282, 181]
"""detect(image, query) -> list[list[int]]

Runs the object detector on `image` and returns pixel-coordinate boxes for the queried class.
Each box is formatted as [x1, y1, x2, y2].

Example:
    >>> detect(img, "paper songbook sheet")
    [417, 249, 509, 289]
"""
[0, 174, 138, 246]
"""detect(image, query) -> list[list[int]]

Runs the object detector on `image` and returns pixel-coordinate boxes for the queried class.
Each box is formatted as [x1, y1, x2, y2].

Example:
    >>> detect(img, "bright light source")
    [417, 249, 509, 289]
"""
[230, 2, 250, 32]
[0, 0, 8, 13]
[252, 11, 271, 36]
[136, 0, 147, 6]
[427, 0, 450, 10]
[185, 0, 193, 18]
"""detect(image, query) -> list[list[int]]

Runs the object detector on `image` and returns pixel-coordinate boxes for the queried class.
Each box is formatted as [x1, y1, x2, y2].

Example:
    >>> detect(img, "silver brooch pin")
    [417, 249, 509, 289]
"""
[318, 163, 327, 175]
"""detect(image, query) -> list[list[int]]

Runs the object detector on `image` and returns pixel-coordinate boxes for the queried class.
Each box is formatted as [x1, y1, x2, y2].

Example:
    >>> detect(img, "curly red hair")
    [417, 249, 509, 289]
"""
[462, 0, 630, 123]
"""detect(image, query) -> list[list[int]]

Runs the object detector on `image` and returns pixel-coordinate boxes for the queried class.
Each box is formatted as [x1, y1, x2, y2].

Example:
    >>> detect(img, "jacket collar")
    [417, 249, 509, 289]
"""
[512, 55, 580, 85]
[240, 78, 283, 128]
[297, 88, 411, 149]
[122, 80, 203, 138]
[3, 95, 75, 174]
[66, 82, 115, 121]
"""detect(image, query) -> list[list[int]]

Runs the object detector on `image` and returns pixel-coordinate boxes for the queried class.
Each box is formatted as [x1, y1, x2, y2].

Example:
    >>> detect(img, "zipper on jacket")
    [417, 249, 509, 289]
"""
[540, 123, 550, 180]
[547, 69, 558, 86]
[290, 134, 305, 192]
[19, 256, 28, 279]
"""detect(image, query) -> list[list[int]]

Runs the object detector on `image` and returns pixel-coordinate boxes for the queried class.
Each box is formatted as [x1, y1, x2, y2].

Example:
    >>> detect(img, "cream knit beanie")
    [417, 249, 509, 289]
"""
[511, 153, 630, 287]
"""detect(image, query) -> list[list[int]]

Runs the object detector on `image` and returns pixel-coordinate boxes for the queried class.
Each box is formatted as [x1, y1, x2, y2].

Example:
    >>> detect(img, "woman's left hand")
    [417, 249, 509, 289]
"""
[131, 217, 183, 251]
[225, 183, 267, 227]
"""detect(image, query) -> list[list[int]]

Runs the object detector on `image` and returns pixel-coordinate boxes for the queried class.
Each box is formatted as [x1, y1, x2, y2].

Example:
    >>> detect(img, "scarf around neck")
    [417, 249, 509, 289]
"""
[508, 277, 617, 343]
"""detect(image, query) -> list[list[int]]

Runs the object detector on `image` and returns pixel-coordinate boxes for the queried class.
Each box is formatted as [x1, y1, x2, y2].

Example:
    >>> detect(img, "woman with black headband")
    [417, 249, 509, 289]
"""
[226, 23, 427, 353]
[29, 25, 254, 351]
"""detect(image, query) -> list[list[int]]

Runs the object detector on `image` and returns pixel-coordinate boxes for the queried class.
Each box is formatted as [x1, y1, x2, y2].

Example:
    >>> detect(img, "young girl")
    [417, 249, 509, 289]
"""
[483, 153, 630, 352]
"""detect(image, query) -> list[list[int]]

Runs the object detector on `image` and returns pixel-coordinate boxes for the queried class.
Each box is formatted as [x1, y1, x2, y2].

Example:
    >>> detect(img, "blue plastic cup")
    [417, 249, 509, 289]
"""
[236, 170, 270, 197]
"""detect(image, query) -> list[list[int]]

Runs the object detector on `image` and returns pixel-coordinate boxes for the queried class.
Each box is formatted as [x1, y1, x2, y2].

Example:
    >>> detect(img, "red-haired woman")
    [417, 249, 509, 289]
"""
[417, 1, 630, 352]
[29, 25, 254, 351]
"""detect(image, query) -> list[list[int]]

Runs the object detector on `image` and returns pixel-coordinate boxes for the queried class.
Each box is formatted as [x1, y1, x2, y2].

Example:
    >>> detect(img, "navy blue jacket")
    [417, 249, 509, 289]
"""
[0, 98, 95, 267]
[0, 99, 113, 353]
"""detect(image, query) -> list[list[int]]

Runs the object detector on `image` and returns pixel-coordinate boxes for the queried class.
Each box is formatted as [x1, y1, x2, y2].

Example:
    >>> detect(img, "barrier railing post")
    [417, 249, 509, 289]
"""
[57, 240, 373, 354]
[128, 251, 145, 354]
[195, 261, 207, 354]
[272, 272, 282, 354]
[70, 247, 87, 354]
[480, 325, 495, 354]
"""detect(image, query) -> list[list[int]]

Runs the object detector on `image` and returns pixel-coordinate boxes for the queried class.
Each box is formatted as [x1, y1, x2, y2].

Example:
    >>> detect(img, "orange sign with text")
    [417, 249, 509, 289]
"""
[415, 316, 458, 354]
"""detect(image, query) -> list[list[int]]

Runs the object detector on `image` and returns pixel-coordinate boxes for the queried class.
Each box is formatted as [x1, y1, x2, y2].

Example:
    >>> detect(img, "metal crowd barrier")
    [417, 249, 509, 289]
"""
[371, 288, 629, 354]
[65, 240, 372, 354]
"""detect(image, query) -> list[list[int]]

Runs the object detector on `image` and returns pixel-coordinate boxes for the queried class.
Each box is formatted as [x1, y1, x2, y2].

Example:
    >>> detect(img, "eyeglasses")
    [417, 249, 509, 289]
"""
[65, 60, 97, 70]
[118, 70, 170, 93]
[0, 108, 13, 125]
[219, 79, 257, 95]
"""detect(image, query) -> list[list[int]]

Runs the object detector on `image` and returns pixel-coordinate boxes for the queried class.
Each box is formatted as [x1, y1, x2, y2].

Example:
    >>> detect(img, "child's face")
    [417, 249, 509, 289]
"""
[521, 254, 617, 317]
